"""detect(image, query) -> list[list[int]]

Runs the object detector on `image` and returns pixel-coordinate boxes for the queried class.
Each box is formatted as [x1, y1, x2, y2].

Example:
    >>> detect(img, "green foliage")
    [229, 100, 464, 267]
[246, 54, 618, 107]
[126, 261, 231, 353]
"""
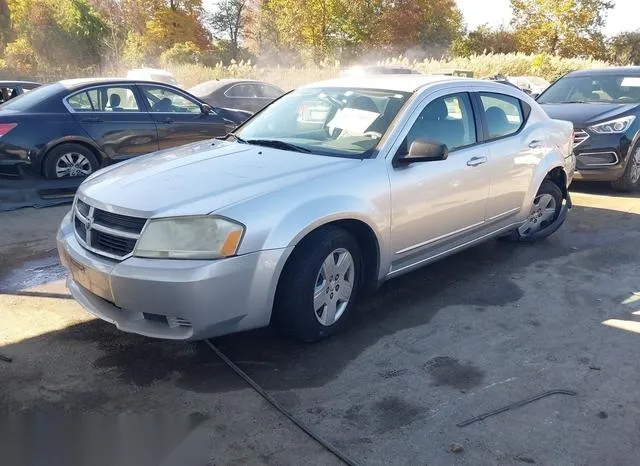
[453, 25, 518, 57]
[609, 31, 640, 65]
[0, 36, 37, 75]
[159, 41, 203, 65]
[511, 0, 613, 58]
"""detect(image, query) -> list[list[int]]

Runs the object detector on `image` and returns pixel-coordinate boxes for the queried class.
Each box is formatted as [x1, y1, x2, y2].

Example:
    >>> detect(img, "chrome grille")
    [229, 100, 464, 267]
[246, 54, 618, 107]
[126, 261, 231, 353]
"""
[73, 199, 147, 260]
[573, 129, 589, 148]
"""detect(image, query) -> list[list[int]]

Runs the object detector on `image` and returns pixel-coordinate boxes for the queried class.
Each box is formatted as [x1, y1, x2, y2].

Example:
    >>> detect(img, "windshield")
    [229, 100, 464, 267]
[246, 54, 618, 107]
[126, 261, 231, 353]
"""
[0, 82, 61, 111]
[235, 87, 411, 158]
[538, 75, 640, 104]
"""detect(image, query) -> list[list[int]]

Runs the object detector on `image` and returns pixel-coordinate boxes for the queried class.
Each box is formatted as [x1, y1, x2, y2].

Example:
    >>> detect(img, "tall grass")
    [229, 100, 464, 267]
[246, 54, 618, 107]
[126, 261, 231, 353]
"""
[166, 53, 610, 90]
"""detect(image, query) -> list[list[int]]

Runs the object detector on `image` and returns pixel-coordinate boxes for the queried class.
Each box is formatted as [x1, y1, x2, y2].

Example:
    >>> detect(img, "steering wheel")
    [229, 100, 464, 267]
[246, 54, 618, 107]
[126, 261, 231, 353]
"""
[362, 131, 382, 139]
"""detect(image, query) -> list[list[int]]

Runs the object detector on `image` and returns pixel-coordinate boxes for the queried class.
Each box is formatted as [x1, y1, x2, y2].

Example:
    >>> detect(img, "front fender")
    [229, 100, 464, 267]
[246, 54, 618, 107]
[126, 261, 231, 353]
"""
[522, 147, 566, 215]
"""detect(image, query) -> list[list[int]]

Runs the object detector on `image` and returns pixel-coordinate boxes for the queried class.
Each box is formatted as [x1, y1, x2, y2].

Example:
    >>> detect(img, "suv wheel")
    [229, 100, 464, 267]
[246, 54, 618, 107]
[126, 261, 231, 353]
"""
[611, 144, 640, 192]
[273, 226, 362, 342]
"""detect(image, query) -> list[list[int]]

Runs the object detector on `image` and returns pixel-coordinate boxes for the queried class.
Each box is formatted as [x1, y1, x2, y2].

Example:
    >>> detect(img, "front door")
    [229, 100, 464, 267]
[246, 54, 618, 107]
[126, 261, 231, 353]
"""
[388, 91, 491, 265]
[67, 85, 158, 160]
[138, 85, 232, 150]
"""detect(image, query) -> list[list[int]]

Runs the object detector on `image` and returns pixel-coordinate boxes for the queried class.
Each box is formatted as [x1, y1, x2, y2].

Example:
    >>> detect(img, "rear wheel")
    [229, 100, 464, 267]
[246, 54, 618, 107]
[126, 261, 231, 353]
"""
[504, 180, 563, 242]
[272, 226, 362, 342]
[43, 143, 100, 180]
[611, 144, 640, 192]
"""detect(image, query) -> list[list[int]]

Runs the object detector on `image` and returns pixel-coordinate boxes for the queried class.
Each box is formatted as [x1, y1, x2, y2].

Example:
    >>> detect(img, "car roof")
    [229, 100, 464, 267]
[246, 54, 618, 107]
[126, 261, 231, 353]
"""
[58, 78, 180, 90]
[566, 66, 640, 77]
[0, 80, 40, 86]
[302, 75, 472, 93]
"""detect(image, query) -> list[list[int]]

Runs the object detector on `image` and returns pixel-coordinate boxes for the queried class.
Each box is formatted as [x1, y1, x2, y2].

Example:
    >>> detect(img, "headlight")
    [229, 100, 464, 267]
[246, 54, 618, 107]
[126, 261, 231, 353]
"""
[588, 116, 636, 134]
[134, 216, 245, 259]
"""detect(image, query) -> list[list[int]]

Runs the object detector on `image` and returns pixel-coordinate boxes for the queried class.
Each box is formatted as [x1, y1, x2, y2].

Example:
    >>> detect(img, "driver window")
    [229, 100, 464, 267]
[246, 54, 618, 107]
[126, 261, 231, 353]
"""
[403, 93, 476, 154]
[140, 86, 201, 113]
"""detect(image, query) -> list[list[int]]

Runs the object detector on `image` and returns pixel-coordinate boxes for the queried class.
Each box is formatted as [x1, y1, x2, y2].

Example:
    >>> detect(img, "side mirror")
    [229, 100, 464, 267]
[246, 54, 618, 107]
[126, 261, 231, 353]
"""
[201, 103, 214, 114]
[394, 139, 448, 167]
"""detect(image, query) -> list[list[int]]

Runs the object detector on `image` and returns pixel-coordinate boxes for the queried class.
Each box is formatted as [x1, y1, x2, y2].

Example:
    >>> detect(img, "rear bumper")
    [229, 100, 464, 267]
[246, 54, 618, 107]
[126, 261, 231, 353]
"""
[57, 212, 291, 340]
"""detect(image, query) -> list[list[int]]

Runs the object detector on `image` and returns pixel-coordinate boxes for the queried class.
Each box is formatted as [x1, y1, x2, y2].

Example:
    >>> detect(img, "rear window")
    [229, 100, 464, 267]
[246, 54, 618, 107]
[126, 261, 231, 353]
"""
[0, 83, 63, 111]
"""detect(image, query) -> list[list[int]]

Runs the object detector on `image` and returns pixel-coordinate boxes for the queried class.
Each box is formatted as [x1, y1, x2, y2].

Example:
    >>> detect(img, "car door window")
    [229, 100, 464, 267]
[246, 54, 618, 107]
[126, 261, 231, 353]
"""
[480, 93, 524, 140]
[260, 84, 282, 98]
[140, 86, 201, 113]
[225, 83, 259, 98]
[68, 87, 140, 112]
[404, 93, 477, 153]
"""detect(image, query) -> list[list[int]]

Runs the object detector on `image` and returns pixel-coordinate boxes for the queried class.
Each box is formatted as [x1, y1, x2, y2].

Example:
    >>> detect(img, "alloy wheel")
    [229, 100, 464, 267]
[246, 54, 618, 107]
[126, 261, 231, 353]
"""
[55, 152, 93, 178]
[629, 147, 640, 184]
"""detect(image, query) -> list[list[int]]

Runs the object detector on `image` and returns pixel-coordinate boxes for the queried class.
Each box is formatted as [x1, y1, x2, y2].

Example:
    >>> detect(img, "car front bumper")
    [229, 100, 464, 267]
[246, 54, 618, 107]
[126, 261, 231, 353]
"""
[57, 211, 291, 340]
[573, 130, 635, 182]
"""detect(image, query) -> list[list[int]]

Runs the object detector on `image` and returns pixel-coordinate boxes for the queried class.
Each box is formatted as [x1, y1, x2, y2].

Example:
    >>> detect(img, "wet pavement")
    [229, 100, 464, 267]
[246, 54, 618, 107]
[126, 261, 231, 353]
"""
[2, 184, 640, 465]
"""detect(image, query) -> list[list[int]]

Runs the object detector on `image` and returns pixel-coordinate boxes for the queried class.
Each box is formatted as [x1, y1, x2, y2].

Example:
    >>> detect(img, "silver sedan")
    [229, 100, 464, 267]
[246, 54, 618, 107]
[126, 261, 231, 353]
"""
[57, 75, 575, 341]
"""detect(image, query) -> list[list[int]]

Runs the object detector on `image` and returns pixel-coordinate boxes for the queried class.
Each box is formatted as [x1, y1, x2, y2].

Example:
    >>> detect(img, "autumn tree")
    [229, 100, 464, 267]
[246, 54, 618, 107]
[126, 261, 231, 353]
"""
[0, 0, 10, 51]
[208, 0, 251, 61]
[378, 0, 463, 54]
[511, 0, 612, 58]
[609, 31, 640, 65]
[452, 25, 519, 57]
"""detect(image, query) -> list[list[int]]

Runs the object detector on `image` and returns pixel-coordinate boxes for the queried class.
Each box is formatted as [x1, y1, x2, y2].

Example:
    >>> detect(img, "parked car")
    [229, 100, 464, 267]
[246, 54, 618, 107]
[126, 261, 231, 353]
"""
[126, 68, 178, 86]
[508, 76, 550, 97]
[538, 67, 640, 191]
[0, 81, 40, 104]
[57, 75, 574, 342]
[0, 78, 250, 179]
[340, 66, 421, 77]
[189, 79, 284, 114]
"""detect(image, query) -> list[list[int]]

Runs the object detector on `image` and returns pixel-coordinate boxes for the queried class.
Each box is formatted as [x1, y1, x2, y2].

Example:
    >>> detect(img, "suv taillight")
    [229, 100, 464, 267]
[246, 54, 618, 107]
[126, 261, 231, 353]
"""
[0, 123, 17, 138]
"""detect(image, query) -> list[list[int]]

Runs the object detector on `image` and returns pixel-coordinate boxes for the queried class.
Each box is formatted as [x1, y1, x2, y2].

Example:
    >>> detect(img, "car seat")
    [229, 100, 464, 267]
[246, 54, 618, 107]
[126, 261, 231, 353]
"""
[109, 94, 123, 111]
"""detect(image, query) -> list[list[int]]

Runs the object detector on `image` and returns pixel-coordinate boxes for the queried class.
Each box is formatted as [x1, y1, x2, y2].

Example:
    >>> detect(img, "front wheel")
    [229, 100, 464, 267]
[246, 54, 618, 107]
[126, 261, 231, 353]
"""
[611, 144, 640, 192]
[272, 226, 362, 342]
[504, 180, 564, 242]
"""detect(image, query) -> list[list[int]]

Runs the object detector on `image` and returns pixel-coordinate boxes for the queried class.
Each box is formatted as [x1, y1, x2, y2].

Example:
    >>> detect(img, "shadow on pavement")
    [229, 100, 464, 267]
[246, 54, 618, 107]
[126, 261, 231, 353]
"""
[1, 201, 640, 412]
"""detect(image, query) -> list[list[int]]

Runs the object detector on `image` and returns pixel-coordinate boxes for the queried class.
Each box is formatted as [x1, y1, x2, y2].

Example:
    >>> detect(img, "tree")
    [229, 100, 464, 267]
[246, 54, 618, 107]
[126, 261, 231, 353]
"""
[609, 31, 640, 65]
[208, 0, 250, 61]
[452, 25, 519, 57]
[378, 0, 463, 54]
[511, 0, 613, 58]
[0, 0, 10, 51]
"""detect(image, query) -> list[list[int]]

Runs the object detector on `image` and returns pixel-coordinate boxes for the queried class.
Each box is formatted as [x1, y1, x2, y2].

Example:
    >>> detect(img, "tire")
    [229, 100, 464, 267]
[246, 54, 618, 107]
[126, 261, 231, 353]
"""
[611, 144, 640, 192]
[43, 143, 100, 180]
[504, 180, 564, 242]
[272, 226, 362, 342]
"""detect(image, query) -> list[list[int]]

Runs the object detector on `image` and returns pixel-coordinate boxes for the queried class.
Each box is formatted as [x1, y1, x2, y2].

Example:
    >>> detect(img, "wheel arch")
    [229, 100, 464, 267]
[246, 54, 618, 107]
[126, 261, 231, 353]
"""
[38, 137, 105, 175]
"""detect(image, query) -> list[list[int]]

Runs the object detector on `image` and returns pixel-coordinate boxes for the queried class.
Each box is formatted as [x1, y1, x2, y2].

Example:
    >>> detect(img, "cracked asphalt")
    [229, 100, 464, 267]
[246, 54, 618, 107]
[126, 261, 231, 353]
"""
[2, 183, 640, 465]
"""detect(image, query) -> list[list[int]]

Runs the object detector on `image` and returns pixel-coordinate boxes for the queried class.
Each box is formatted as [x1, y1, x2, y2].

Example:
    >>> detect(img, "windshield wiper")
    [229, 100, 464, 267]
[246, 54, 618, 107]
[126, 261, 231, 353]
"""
[246, 139, 311, 153]
[216, 133, 247, 144]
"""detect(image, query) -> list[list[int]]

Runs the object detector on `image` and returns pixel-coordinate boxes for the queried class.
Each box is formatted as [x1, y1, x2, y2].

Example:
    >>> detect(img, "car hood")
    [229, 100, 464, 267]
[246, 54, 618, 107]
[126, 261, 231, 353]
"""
[79, 140, 361, 217]
[540, 102, 638, 128]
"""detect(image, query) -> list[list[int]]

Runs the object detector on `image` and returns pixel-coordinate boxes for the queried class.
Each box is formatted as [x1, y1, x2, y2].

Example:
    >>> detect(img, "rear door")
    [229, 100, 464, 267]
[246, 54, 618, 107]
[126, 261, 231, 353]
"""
[474, 92, 538, 222]
[138, 84, 232, 150]
[66, 85, 158, 160]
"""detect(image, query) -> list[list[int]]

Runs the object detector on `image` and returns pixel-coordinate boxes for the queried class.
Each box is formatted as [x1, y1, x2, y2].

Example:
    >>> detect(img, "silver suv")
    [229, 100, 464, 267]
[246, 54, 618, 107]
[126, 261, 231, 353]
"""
[57, 75, 575, 342]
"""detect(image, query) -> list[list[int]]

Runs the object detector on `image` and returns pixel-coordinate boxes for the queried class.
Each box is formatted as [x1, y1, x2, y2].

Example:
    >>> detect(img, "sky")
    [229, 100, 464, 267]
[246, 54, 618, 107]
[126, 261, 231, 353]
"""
[456, 0, 638, 36]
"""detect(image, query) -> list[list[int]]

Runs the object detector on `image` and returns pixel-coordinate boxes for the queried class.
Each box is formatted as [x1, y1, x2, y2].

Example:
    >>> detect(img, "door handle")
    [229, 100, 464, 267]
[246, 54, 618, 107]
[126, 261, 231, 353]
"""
[528, 140, 542, 149]
[466, 156, 487, 167]
[82, 117, 103, 123]
[163, 117, 174, 124]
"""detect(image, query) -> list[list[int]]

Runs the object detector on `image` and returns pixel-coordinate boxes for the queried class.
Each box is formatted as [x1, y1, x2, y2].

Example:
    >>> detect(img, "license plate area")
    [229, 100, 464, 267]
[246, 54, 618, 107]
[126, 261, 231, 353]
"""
[69, 256, 113, 303]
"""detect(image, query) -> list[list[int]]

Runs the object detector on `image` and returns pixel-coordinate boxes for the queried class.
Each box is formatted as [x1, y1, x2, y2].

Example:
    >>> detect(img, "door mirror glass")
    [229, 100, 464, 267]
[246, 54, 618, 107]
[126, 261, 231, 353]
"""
[395, 139, 448, 166]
